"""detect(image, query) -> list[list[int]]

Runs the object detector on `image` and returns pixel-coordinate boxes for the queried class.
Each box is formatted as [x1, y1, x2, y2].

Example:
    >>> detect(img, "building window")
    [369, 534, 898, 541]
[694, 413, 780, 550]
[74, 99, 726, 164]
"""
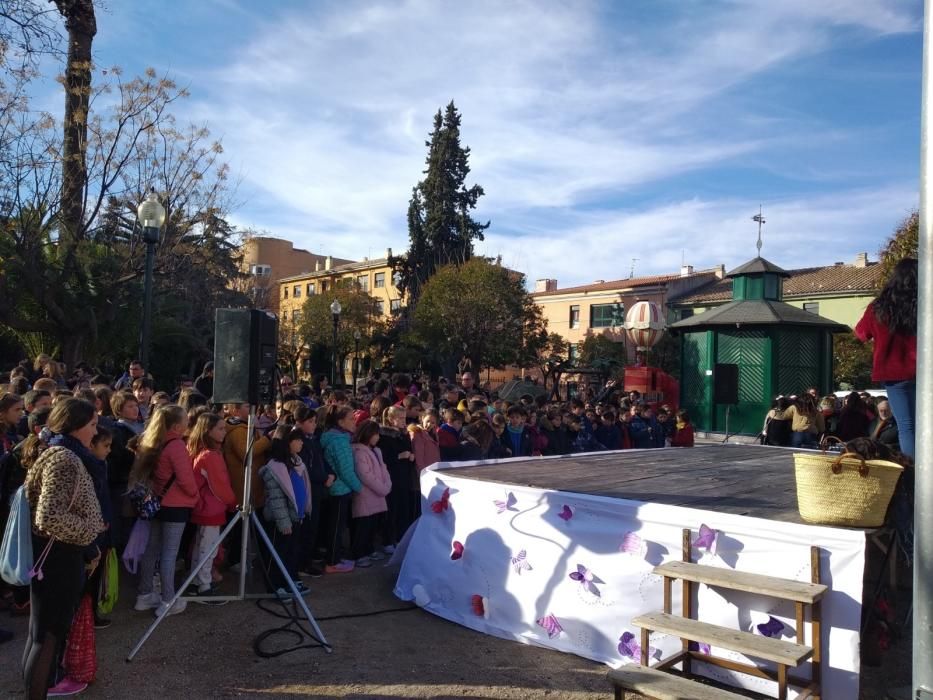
[680, 308, 694, 320]
[357, 274, 369, 291]
[321, 280, 328, 292]
[569, 305, 580, 329]
[390, 299, 401, 312]
[291, 309, 300, 322]
[375, 299, 385, 315]
[283, 287, 289, 299]
[803, 302, 819, 315]
[307, 283, 315, 296]
[590, 303, 623, 328]
[374, 272, 385, 288]
[293, 285, 301, 298]
[568, 343, 579, 364]
[250, 264, 271, 276]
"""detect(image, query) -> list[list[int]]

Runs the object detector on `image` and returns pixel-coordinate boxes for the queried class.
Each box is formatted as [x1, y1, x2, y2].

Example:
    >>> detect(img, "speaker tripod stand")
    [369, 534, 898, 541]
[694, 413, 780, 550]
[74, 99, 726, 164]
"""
[127, 407, 331, 661]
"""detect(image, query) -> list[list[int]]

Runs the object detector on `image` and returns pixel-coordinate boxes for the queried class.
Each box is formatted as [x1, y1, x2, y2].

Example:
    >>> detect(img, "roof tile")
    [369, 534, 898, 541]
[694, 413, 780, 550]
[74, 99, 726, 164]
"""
[675, 262, 883, 304]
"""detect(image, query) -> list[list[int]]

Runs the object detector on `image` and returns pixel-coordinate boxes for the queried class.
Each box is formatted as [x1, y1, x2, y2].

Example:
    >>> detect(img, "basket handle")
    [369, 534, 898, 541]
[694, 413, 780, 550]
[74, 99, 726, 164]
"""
[820, 435, 845, 453]
[831, 451, 870, 478]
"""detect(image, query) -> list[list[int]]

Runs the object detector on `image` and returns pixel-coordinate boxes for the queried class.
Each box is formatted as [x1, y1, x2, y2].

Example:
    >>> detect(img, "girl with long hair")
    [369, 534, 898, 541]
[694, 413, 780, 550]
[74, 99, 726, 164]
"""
[22, 398, 105, 698]
[856, 257, 918, 458]
[319, 405, 361, 573]
[350, 420, 391, 567]
[783, 393, 824, 448]
[132, 404, 198, 617]
[187, 413, 235, 599]
[259, 426, 312, 596]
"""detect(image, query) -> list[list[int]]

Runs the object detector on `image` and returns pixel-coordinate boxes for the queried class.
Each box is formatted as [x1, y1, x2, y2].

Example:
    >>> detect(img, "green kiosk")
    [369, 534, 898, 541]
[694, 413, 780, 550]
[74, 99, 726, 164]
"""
[671, 256, 847, 436]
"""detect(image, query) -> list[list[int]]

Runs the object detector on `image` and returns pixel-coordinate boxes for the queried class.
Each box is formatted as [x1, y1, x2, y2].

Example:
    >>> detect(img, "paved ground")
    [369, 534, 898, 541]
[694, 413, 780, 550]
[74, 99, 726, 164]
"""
[0, 549, 910, 699]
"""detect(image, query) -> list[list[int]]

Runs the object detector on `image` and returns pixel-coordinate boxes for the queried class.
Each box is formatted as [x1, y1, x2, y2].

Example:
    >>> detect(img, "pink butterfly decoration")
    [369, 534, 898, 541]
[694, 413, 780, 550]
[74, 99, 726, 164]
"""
[431, 487, 450, 514]
[569, 563, 604, 597]
[558, 504, 573, 521]
[510, 549, 532, 574]
[494, 491, 518, 514]
[536, 613, 563, 639]
[693, 523, 717, 553]
[450, 541, 464, 560]
[620, 531, 645, 556]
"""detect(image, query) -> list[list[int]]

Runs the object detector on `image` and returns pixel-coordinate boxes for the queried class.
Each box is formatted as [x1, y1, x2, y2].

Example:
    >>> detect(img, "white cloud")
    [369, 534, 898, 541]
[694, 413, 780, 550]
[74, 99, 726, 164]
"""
[150, 0, 920, 285]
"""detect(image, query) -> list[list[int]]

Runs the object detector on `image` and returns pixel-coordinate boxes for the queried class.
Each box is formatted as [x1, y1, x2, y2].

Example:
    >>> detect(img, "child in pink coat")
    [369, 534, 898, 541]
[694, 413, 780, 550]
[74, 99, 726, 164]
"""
[350, 420, 392, 567]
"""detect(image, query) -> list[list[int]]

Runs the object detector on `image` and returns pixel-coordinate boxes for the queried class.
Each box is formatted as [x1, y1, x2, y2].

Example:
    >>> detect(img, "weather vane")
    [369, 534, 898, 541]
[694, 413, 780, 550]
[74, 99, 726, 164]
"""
[752, 205, 765, 255]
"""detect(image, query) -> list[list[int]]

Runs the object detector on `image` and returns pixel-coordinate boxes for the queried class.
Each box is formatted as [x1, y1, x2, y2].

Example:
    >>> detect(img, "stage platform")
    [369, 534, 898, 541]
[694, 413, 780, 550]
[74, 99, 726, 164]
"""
[454, 444, 807, 523]
[395, 445, 867, 700]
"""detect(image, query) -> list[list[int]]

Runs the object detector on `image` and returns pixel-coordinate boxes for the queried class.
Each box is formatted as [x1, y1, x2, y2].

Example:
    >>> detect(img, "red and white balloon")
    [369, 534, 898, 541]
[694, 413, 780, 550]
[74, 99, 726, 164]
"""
[624, 301, 666, 350]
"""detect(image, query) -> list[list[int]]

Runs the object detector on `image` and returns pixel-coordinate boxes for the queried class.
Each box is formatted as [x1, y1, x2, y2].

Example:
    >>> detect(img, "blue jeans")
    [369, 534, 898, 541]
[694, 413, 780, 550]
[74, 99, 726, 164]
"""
[791, 431, 818, 448]
[883, 380, 916, 460]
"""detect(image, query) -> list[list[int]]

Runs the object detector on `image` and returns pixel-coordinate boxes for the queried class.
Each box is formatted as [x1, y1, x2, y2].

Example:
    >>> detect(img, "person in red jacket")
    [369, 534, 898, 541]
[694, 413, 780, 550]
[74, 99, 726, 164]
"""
[670, 409, 695, 447]
[855, 257, 917, 459]
[130, 404, 199, 617]
[187, 413, 236, 600]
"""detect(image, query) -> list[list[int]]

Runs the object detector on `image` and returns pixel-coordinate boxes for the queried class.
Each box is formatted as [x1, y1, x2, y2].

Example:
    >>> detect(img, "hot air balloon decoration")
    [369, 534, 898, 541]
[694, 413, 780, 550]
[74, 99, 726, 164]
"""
[624, 301, 666, 356]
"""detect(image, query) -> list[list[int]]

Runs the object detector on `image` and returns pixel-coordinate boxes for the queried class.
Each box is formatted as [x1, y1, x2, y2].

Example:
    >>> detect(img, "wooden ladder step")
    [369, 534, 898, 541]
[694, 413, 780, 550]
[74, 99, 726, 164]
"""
[608, 664, 749, 700]
[633, 611, 813, 666]
[654, 561, 827, 604]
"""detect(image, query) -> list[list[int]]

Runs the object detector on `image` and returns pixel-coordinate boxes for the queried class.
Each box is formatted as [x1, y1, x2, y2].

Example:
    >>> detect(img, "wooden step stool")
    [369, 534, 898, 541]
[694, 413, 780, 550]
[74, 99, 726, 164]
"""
[608, 528, 827, 700]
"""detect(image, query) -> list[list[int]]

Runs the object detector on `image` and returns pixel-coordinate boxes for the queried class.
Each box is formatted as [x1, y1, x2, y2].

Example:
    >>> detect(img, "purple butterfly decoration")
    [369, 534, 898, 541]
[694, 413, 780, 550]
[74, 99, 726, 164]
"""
[558, 504, 573, 522]
[757, 616, 785, 638]
[569, 563, 604, 597]
[693, 523, 717, 553]
[689, 640, 711, 655]
[618, 631, 660, 661]
[536, 613, 563, 639]
[510, 548, 532, 575]
[494, 491, 518, 514]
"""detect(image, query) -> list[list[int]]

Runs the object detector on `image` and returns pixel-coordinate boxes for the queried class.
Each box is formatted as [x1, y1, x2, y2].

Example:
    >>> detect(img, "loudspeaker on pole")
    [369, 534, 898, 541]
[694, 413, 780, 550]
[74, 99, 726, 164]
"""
[213, 309, 278, 405]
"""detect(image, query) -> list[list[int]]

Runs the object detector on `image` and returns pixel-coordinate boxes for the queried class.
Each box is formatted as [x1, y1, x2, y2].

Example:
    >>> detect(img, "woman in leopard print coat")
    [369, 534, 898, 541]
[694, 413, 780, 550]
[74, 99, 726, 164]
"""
[22, 398, 105, 699]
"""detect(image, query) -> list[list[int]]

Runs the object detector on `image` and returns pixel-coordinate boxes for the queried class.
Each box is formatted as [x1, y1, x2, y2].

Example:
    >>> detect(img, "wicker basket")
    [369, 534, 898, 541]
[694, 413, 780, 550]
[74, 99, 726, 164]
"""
[794, 451, 904, 527]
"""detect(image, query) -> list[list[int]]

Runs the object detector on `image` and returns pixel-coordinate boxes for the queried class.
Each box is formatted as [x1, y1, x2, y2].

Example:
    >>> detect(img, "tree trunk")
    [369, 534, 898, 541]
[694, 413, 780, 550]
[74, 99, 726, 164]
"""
[60, 329, 86, 370]
[54, 0, 97, 246]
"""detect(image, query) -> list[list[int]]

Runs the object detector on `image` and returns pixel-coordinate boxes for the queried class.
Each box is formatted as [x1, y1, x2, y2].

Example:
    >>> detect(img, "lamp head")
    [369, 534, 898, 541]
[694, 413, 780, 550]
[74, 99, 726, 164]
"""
[137, 189, 166, 230]
[330, 299, 342, 316]
[353, 329, 362, 340]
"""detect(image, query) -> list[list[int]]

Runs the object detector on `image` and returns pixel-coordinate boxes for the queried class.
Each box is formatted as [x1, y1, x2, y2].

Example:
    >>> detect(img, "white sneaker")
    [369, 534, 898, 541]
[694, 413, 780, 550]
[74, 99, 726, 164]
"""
[154, 599, 187, 617]
[134, 592, 161, 611]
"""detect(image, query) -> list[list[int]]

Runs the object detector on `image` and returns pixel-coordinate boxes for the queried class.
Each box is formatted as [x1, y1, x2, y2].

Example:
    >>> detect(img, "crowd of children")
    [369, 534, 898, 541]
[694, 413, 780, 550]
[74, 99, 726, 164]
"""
[0, 357, 695, 695]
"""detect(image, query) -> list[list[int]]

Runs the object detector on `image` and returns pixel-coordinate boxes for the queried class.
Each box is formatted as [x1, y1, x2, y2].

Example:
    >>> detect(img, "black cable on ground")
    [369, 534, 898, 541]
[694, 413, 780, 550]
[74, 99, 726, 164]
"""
[249, 515, 332, 659]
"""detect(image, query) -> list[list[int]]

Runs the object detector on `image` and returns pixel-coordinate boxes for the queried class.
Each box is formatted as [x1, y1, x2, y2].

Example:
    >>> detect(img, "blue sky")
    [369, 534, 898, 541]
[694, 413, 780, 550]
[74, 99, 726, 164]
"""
[75, 0, 923, 287]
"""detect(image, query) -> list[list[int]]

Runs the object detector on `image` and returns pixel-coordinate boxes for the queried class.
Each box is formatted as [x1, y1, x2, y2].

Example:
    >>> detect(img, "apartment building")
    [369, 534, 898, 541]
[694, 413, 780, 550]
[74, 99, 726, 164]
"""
[277, 249, 402, 325]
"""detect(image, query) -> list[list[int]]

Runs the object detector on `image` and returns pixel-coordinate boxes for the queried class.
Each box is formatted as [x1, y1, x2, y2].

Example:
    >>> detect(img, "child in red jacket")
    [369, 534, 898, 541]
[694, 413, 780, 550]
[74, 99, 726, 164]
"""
[670, 409, 695, 447]
[188, 413, 236, 598]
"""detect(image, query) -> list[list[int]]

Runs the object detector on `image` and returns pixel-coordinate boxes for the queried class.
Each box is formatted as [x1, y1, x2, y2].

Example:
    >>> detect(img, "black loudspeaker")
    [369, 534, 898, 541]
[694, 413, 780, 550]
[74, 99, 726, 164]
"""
[713, 363, 739, 405]
[213, 309, 278, 405]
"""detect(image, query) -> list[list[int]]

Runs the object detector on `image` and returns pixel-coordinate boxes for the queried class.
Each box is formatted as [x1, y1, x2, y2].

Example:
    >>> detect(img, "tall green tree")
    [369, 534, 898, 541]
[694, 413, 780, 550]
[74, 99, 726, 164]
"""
[409, 258, 541, 371]
[297, 283, 386, 381]
[391, 101, 489, 308]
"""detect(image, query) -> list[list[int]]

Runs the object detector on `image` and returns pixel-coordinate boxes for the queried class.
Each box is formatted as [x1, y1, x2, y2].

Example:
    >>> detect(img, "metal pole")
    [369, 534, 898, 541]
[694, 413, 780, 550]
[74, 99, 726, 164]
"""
[139, 236, 156, 369]
[331, 314, 338, 387]
[352, 337, 359, 396]
[915, 3, 933, 696]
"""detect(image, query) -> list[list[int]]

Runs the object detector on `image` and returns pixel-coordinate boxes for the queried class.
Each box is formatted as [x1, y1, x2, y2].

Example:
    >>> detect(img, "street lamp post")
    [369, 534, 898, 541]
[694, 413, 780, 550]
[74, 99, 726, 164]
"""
[352, 329, 362, 396]
[137, 189, 166, 371]
[330, 299, 342, 387]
